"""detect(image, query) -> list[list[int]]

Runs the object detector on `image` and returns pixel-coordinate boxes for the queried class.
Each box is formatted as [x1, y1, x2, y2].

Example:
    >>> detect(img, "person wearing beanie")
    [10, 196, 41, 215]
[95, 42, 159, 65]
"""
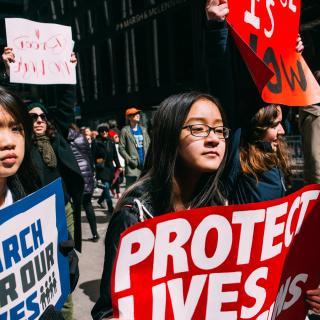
[27, 93, 84, 320]
[91, 124, 121, 213]
[119, 107, 150, 188]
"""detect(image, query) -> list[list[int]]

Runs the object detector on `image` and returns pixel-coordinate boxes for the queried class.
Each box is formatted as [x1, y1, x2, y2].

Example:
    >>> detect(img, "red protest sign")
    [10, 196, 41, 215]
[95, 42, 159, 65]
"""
[111, 185, 320, 319]
[226, 0, 320, 106]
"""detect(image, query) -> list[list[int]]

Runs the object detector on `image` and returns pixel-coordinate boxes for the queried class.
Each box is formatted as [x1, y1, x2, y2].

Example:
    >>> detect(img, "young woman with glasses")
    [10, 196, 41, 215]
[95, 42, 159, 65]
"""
[91, 91, 230, 319]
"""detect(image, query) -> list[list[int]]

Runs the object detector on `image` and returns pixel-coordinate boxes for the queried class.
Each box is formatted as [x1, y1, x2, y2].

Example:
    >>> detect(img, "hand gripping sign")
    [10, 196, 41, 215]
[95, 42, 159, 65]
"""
[226, 0, 320, 106]
[5, 18, 76, 85]
[0, 179, 69, 319]
[111, 184, 320, 319]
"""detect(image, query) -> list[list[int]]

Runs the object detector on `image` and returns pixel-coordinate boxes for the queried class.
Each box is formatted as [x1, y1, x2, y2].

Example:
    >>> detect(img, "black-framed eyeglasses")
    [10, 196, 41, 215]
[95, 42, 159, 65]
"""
[182, 124, 230, 139]
[29, 113, 47, 122]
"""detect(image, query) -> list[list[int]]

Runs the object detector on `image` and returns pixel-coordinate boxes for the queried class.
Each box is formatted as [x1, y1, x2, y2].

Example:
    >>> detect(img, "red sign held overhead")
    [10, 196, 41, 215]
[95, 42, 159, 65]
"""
[111, 185, 320, 319]
[226, 0, 320, 106]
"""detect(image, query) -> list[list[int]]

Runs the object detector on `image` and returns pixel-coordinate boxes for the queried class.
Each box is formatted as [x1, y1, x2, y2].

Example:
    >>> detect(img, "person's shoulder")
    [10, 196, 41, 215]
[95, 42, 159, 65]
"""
[140, 125, 149, 135]
[121, 125, 130, 133]
[105, 137, 116, 146]
[108, 201, 142, 234]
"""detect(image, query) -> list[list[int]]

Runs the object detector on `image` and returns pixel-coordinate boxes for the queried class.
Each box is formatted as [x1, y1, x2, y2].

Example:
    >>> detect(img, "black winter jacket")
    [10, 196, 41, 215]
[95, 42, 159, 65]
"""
[92, 136, 121, 182]
[91, 184, 154, 320]
[68, 128, 94, 195]
[31, 85, 84, 252]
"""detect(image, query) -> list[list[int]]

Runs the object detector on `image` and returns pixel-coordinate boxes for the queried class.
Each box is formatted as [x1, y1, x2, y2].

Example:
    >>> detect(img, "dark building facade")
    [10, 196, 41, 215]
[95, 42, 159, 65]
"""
[4, 0, 320, 125]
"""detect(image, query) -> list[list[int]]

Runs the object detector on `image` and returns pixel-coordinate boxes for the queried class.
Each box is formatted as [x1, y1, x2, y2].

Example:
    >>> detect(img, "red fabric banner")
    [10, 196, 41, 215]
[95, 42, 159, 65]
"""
[226, 0, 320, 106]
[111, 185, 320, 319]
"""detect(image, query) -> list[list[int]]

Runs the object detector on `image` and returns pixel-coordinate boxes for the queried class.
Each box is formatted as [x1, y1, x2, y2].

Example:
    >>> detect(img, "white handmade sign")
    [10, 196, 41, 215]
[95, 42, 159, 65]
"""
[5, 18, 76, 85]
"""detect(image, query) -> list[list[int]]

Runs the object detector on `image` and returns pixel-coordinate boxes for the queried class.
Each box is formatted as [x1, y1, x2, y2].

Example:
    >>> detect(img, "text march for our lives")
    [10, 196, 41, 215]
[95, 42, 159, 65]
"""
[0, 179, 69, 320]
[112, 184, 320, 320]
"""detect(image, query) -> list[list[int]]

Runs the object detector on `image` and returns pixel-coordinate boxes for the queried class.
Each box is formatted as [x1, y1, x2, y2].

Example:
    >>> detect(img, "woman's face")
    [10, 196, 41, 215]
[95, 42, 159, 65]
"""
[28, 107, 47, 136]
[113, 135, 119, 143]
[130, 113, 140, 122]
[84, 128, 91, 137]
[0, 107, 25, 179]
[178, 99, 226, 174]
[263, 106, 285, 151]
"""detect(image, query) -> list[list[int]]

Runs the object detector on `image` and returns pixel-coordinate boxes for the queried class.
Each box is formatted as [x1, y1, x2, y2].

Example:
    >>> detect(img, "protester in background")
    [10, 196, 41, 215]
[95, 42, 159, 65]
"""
[205, 1, 306, 205]
[119, 107, 150, 188]
[223, 104, 292, 204]
[27, 99, 82, 320]
[2, 48, 83, 320]
[26, 91, 84, 255]
[91, 92, 230, 319]
[108, 130, 125, 199]
[91, 129, 99, 140]
[92, 124, 121, 214]
[108, 119, 121, 135]
[68, 124, 99, 242]
[206, 0, 320, 316]
[299, 70, 320, 184]
[81, 126, 93, 145]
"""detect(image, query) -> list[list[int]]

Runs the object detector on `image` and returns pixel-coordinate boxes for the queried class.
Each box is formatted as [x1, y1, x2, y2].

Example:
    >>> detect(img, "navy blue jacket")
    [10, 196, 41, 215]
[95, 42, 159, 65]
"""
[223, 129, 286, 204]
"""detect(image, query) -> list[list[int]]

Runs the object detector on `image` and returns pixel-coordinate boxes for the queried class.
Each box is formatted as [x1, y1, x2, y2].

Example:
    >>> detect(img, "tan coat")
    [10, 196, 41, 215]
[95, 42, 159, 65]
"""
[119, 125, 150, 177]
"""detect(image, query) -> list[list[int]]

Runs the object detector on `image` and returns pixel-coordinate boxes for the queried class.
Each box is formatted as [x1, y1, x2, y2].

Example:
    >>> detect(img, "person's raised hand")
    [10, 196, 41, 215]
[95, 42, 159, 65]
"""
[70, 52, 77, 65]
[2, 47, 15, 74]
[205, 0, 229, 22]
[296, 34, 304, 54]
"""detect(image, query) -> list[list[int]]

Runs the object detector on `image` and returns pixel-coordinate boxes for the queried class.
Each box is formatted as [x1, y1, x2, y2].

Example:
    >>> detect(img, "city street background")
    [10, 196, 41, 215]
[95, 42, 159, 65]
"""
[73, 189, 115, 320]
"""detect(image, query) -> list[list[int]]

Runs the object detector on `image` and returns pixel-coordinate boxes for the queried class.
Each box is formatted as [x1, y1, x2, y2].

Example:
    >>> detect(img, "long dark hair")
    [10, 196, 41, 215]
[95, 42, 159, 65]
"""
[0, 86, 41, 194]
[117, 91, 228, 215]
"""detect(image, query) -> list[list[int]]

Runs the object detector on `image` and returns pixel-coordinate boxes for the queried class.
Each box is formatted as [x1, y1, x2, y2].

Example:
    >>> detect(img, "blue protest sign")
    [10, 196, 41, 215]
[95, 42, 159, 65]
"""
[0, 178, 70, 319]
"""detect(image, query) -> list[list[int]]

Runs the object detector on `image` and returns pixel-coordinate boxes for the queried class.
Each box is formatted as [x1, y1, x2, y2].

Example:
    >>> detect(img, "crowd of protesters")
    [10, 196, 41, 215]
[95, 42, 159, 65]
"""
[0, 0, 320, 319]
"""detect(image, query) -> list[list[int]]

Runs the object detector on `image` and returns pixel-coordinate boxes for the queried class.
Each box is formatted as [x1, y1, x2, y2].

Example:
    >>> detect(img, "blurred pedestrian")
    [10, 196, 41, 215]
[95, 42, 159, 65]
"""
[68, 124, 99, 242]
[119, 107, 150, 188]
[108, 131, 125, 199]
[108, 119, 121, 135]
[81, 126, 93, 145]
[91, 130, 99, 140]
[92, 125, 121, 213]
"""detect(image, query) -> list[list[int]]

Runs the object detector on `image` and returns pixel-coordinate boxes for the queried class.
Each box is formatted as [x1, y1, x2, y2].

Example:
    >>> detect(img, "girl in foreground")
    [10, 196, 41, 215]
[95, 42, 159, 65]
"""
[91, 92, 230, 319]
[0, 86, 78, 319]
[0, 86, 39, 206]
